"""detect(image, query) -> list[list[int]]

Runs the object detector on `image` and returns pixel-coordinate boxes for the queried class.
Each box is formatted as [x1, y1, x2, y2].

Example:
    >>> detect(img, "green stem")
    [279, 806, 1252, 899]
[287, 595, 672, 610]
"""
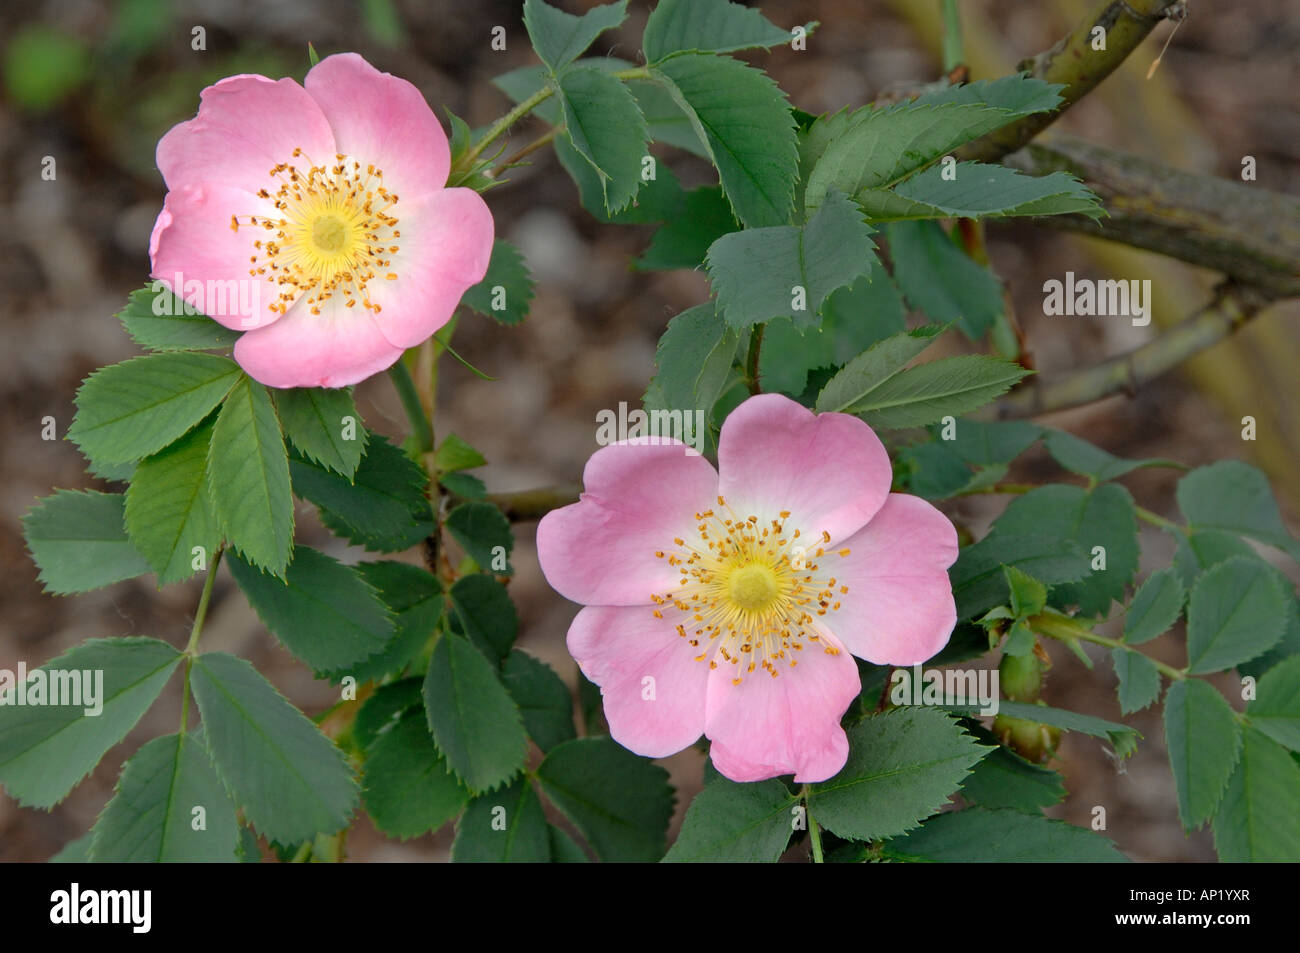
[803, 786, 825, 863]
[941, 0, 963, 71]
[1032, 608, 1187, 681]
[389, 360, 434, 454]
[180, 546, 224, 733]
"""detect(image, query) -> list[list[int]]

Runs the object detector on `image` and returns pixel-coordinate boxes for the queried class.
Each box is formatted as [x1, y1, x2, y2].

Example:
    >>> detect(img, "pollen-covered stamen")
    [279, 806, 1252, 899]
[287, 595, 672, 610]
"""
[231, 150, 401, 315]
[651, 495, 851, 685]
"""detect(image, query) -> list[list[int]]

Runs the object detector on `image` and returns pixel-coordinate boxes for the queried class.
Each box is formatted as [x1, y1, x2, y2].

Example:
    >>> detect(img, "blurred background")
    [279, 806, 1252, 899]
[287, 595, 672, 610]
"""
[2, 0, 1297, 862]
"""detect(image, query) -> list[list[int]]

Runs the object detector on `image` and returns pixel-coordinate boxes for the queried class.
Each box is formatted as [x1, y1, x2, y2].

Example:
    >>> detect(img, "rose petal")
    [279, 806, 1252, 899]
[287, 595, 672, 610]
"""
[704, 628, 859, 783]
[149, 184, 282, 330]
[365, 187, 494, 348]
[717, 393, 891, 545]
[232, 291, 403, 388]
[304, 52, 451, 201]
[157, 74, 336, 195]
[537, 441, 719, 607]
[827, 493, 959, 666]
[568, 604, 711, 758]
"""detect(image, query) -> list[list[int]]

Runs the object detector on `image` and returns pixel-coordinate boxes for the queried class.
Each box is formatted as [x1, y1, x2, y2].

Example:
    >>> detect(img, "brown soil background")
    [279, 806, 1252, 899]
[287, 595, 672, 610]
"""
[1, 0, 1297, 862]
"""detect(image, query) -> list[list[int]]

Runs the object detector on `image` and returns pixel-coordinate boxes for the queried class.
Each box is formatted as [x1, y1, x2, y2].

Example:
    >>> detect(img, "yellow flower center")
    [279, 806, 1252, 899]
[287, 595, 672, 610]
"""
[231, 148, 401, 316]
[651, 495, 851, 685]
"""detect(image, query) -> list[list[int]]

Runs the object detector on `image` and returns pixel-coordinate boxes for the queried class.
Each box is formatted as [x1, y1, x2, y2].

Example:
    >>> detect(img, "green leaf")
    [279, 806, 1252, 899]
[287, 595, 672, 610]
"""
[522, 0, 627, 74]
[68, 352, 241, 465]
[912, 74, 1064, 114]
[950, 532, 1090, 619]
[662, 778, 796, 863]
[289, 435, 432, 553]
[449, 574, 518, 663]
[706, 190, 875, 330]
[1043, 428, 1179, 482]
[117, 284, 240, 352]
[452, 777, 551, 862]
[815, 326, 942, 412]
[353, 677, 423, 752]
[1163, 678, 1241, 831]
[1212, 726, 1300, 861]
[440, 471, 487, 500]
[808, 708, 987, 841]
[1177, 460, 1300, 560]
[207, 375, 293, 577]
[49, 832, 94, 863]
[759, 274, 907, 398]
[433, 433, 486, 472]
[847, 354, 1030, 429]
[422, 633, 527, 793]
[0, 637, 181, 808]
[1186, 556, 1289, 674]
[23, 489, 151, 594]
[952, 700, 1140, 759]
[958, 731, 1066, 812]
[502, 650, 576, 752]
[350, 563, 442, 682]
[804, 80, 1061, 210]
[272, 387, 365, 479]
[534, 737, 674, 862]
[461, 239, 535, 327]
[649, 302, 740, 414]
[636, 185, 739, 270]
[989, 484, 1139, 617]
[362, 709, 469, 840]
[652, 53, 798, 228]
[189, 652, 358, 843]
[944, 418, 1042, 466]
[444, 502, 514, 574]
[881, 807, 1126, 862]
[1123, 568, 1185, 645]
[859, 162, 1101, 222]
[557, 67, 649, 213]
[89, 732, 239, 862]
[548, 824, 591, 862]
[227, 546, 394, 677]
[1004, 565, 1047, 618]
[643, 0, 798, 62]
[1111, 648, 1162, 714]
[124, 417, 219, 584]
[1247, 655, 1300, 752]
[887, 220, 1003, 339]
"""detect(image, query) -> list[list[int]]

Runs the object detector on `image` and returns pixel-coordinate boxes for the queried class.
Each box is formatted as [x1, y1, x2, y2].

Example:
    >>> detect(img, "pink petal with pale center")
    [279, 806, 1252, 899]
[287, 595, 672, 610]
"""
[537, 441, 719, 607]
[304, 52, 451, 201]
[364, 187, 494, 348]
[232, 290, 403, 388]
[156, 74, 336, 195]
[568, 605, 711, 757]
[828, 493, 959, 666]
[149, 184, 281, 330]
[717, 393, 891, 545]
[704, 628, 860, 783]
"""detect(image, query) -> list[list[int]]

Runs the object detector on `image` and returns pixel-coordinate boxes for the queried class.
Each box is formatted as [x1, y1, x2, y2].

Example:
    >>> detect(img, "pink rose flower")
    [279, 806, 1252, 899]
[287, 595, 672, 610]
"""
[149, 53, 494, 388]
[538, 393, 959, 783]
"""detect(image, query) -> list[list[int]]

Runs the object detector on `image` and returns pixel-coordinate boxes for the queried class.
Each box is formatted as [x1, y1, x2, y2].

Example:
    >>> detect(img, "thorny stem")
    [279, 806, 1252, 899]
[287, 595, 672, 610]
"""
[180, 546, 224, 733]
[389, 360, 433, 454]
